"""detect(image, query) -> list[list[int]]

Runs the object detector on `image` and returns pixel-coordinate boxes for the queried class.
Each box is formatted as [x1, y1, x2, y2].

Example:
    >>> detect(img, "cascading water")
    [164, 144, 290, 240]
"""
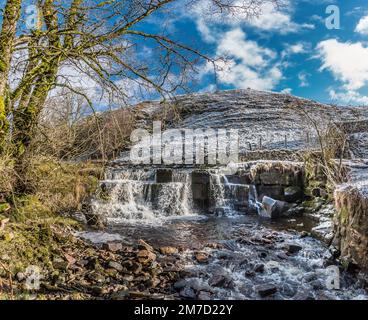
[156, 171, 193, 216]
[248, 184, 264, 215]
[91, 168, 196, 223]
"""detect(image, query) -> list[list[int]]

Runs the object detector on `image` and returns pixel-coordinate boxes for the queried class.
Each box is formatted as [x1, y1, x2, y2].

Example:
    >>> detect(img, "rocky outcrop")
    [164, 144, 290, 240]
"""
[334, 185, 368, 271]
[333, 161, 368, 271]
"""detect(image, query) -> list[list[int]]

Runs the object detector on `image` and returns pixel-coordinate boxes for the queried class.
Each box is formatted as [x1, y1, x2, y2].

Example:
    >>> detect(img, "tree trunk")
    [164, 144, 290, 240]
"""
[0, 0, 22, 152]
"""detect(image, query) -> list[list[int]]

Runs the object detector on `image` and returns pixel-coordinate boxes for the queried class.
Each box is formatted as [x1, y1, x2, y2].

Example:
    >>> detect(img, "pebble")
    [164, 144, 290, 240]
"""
[103, 242, 123, 252]
[108, 261, 123, 272]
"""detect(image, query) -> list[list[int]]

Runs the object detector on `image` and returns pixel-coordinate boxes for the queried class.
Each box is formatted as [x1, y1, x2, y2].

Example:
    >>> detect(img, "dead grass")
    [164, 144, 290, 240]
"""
[18, 156, 102, 217]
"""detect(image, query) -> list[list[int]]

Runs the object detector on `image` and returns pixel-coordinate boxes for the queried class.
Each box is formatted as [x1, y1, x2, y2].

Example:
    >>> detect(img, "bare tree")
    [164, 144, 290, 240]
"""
[0, 0, 279, 183]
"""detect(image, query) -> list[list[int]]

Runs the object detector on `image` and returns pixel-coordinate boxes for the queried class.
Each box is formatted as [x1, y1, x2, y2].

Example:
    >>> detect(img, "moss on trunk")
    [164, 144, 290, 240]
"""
[0, 0, 22, 151]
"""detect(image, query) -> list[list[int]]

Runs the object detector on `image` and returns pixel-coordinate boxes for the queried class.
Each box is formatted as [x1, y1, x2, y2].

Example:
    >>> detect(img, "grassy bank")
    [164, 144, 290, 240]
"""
[0, 156, 104, 298]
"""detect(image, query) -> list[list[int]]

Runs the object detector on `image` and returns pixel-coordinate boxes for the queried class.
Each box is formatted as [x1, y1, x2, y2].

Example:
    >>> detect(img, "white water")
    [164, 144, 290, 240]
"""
[91, 168, 196, 224]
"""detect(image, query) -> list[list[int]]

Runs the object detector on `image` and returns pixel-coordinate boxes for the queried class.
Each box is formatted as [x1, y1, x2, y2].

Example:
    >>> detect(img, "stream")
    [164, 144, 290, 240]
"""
[77, 167, 368, 300]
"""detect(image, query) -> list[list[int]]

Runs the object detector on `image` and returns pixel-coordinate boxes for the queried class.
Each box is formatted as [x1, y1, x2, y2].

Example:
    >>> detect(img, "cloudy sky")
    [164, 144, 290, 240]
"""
[3, 0, 368, 107]
[160, 0, 368, 106]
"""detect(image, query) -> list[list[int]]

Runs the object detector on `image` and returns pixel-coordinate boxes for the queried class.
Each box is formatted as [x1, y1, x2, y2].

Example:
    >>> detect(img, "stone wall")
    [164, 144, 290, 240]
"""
[249, 162, 305, 202]
[334, 185, 368, 271]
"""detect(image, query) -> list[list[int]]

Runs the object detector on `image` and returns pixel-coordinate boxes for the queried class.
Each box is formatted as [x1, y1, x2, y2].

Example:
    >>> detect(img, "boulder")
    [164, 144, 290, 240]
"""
[260, 196, 290, 219]
[256, 284, 277, 297]
[208, 274, 234, 289]
[285, 244, 303, 254]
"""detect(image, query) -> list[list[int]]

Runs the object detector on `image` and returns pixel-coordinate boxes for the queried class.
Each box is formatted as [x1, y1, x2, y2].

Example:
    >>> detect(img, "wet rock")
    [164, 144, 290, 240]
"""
[245, 270, 256, 277]
[110, 290, 130, 300]
[284, 186, 302, 202]
[277, 252, 289, 260]
[159, 246, 179, 255]
[222, 240, 238, 251]
[108, 261, 123, 272]
[195, 252, 209, 264]
[180, 286, 197, 299]
[284, 206, 304, 217]
[299, 231, 310, 238]
[174, 279, 188, 290]
[256, 284, 278, 297]
[103, 242, 123, 252]
[311, 220, 334, 243]
[138, 239, 154, 252]
[208, 274, 234, 288]
[254, 263, 265, 273]
[310, 279, 324, 290]
[137, 250, 156, 265]
[260, 196, 278, 219]
[258, 250, 268, 258]
[285, 244, 302, 254]
[329, 246, 340, 259]
[260, 197, 290, 219]
[198, 291, 212, 300]
[84, 211, 106, 229]
[302, 272, 318, 283]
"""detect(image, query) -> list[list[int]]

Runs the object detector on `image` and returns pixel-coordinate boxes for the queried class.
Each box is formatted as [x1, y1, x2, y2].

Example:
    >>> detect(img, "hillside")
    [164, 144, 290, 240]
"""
[120, 89, 368, 159]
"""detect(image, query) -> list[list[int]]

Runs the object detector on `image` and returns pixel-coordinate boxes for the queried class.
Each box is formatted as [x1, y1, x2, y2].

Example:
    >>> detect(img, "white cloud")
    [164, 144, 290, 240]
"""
[201, 28, 282, 91]
[281, 42, 309, 59]
[281, 88, 292, 94]
[246, 2, 314, 34]
[191, 0, 314, 39]
[298, 71, 310, 87]
[316, 39, 368, 91]
[356, 15, 368, 35]
[317, 39, 368, 106]
[329, 89, 368, 105]
[217, 28, 275, 67]
[289, 43, 306, 54]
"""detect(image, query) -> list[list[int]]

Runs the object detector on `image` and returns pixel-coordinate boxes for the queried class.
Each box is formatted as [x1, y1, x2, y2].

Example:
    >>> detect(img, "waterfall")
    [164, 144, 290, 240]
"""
[91, 168, 195, 223]
[248, 185, 264, 215]
[210, 173, 233, 215]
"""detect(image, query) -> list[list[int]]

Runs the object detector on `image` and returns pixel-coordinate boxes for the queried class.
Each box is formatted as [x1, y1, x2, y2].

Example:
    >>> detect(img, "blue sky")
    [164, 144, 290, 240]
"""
[150, 0, 368, 106]
[2, 0, 368, 107]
